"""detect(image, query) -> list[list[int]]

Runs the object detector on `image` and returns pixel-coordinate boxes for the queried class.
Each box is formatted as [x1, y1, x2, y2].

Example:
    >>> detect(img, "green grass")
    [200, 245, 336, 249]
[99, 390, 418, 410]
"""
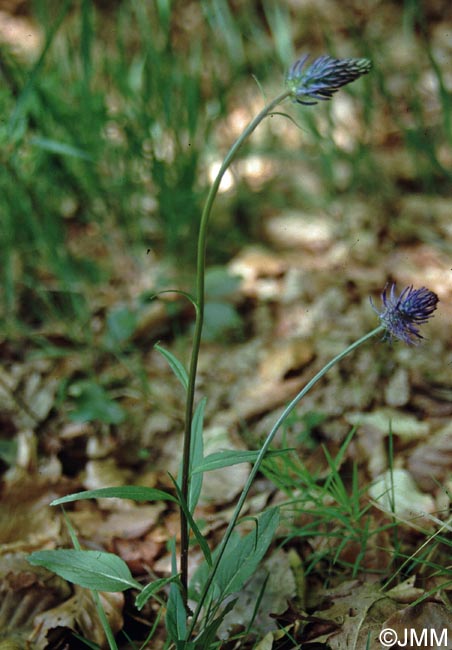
[1, 1, 450, 337]
[262, 422, 452, 602]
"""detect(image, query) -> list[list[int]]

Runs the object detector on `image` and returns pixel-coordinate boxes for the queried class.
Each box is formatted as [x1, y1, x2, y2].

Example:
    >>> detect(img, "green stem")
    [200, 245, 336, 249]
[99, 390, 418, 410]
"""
[189, 324, 385, 635]
[93, 590, 119, 650]
[180, 89, 291, 603]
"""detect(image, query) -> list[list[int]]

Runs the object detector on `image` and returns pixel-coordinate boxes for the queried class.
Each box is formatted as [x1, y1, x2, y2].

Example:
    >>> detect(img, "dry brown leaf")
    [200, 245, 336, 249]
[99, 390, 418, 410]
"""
[383, 602, 452, 650]
[0, 477, 61, 554]
[199, 425, 250, 505]
[254, 627, 293, 650]
[69, 502, 166, 544]
[258, 339, 314, 383]
[0, 10, 42, 58]
[369, 468, 435, 518]
[83, 458, 133, 496]
[30, 587, 124, 650]
[386, 576, 426, 604]
[0, 554, 71, 636]
[229, 247, 287, 299]
[407, 422, 452, 491]
[347, 409, 430, 442]
[113, 535, 162, 574]
[263, 211, 334, 252]
[306, 580, 399, 650]
[384, 367, 410, 407]
[233, 376, 305, 422]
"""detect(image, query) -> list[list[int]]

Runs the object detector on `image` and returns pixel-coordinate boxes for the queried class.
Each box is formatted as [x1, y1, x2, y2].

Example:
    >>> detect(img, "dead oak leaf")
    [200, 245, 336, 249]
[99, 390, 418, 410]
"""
[408, 422, 452, 492]
[305, 580, 399, 650]
[383, 601, 452, 650]
[30, 586, 123, 650]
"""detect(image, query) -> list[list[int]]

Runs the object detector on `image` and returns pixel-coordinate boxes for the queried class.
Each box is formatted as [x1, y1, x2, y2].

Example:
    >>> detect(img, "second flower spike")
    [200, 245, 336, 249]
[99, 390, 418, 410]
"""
[287, 54, 372, 105]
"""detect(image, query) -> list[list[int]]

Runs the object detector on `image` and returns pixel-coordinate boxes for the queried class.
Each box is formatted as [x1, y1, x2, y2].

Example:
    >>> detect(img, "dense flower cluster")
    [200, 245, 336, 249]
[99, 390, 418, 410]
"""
[371, 284, 439, 345]
[286, 54, 372, 105]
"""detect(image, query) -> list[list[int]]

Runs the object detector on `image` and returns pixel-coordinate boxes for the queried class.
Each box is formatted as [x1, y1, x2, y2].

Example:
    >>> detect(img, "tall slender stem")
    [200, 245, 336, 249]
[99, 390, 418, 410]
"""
[188, 324, 385, 635]
[180, 90, 291, 603]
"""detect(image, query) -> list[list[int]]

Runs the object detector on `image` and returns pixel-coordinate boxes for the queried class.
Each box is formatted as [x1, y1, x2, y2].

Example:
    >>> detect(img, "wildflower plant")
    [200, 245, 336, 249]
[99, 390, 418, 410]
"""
[28, 52, 440, 650]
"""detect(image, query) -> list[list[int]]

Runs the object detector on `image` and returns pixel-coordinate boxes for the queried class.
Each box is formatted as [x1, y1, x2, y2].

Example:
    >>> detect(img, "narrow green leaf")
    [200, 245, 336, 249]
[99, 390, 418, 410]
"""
[188, 398, 206, 513]
[70, 632, 100, 650]
[166, 582, 187, 643]
[135, 575, 179, 610]
[62, 508, 81, 550]
[28, 549, 142, 592]
[148, 288, 197, 311]
[51, 486, 178, 506]
[154, 343, 189, 391]
[214, 507, 279, 599]
[166, 540, 187, 642]
[193, 598, 237, 647]
[30, 136, 93, 160]
[170, 476, 212, 567]
[80, 0, 93, 88]
[8, 0, 72, 137]
[192, 448, 293, 474]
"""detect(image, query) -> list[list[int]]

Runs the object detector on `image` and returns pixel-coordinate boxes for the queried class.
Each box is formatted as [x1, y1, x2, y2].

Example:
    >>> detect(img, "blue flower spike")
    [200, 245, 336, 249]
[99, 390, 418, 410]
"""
[371, 284, 439, 345]
[287, 54, 372, 105]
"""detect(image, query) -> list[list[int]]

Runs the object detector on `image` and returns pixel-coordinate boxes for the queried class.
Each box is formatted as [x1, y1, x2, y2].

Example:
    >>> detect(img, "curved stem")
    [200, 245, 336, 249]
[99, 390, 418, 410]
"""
[189, 324, 385, 634]
[180, 89, 291, 603]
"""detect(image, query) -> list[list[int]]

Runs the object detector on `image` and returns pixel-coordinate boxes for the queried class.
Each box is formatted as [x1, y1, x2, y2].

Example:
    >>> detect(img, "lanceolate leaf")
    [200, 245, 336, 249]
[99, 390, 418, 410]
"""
[171, 476, 212, 567]
[193, 598, 238, 647]
[188, 397, 206, 513]
[28, 549, 142, 592]
[136, 575, 179, 610]
[192, 448, 293, 474]
[166, 540, 187, 643]
[154, 343, 189, 391]
[214, 508, 279, 599]
[51, 485, 178, 506]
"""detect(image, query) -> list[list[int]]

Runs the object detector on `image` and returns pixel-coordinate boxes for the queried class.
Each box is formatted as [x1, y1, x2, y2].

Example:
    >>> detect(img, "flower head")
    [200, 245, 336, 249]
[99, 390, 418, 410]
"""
[286, 54, 372, 105]
[371, 284, 439, 345]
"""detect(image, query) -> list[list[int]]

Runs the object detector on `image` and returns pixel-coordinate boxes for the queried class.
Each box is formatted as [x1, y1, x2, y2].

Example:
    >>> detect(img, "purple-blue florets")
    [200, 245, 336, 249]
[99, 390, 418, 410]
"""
[287, 54, 372, 105]
[371, 284, 439, 345]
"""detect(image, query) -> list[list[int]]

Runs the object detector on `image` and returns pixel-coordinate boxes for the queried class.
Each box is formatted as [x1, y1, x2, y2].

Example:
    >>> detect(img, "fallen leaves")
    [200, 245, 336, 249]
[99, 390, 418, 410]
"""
[369, 468, 435, 519]
[408, 422, 452, 492]
[30, 588, 124, 650]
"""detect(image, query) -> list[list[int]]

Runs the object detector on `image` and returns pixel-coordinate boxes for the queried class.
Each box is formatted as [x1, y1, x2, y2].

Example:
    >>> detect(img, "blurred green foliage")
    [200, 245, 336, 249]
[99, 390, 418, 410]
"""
[0, 0, 450, 339]
[68, 379, 126, 424]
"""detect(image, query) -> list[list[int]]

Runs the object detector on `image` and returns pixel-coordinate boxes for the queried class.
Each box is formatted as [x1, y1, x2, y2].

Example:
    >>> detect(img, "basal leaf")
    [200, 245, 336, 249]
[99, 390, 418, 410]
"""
[28, 549, 142, 592]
